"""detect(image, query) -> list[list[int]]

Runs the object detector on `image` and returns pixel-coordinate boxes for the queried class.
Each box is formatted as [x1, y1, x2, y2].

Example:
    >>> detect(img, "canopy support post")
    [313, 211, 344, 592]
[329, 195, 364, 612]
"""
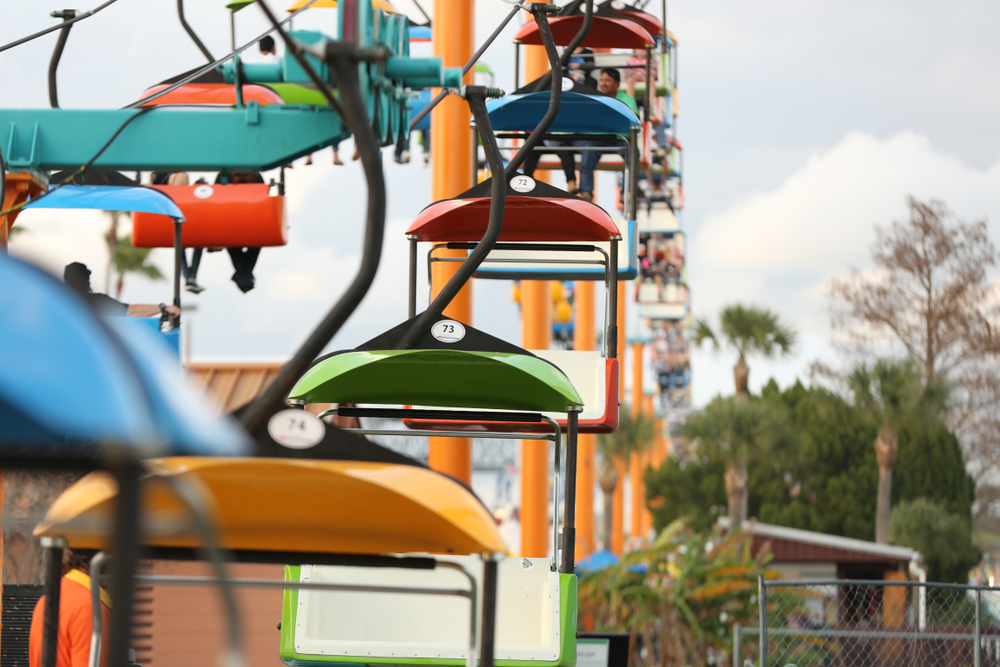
[479, 553, 499, 667]
[106, 458, 142, 667]
[608, 238, 618, 359]
[562, 407, 581, 574]
[408, 235, 418, 318]
[173, 219, 182, 328]
[40, 536, 67, 667]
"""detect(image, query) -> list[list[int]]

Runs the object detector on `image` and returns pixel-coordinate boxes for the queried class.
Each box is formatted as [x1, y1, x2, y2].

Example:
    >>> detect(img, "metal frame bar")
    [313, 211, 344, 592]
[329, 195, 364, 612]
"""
[90, 552, 484, 667]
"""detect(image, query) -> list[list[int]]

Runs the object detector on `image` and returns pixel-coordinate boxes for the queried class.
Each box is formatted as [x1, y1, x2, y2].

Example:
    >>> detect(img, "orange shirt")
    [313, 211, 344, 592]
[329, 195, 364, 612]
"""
[29, 571, 112, 667]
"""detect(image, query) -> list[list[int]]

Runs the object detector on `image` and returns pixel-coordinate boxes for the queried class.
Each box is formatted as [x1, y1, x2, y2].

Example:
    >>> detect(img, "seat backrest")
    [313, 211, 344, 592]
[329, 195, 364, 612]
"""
[474, 217, 637, 281]
[532, 350, 605, 422]
[281, 556, 577, 667]
[133, 184, 286, 248]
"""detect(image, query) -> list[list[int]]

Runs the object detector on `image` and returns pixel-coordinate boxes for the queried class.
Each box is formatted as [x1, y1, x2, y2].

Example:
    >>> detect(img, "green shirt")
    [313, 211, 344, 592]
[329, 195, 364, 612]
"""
[615, 89, 639, 116]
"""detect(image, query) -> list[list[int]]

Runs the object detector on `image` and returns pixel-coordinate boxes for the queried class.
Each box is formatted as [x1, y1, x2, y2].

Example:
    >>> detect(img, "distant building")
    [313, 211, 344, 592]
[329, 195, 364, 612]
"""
[719, 518, 924, 581]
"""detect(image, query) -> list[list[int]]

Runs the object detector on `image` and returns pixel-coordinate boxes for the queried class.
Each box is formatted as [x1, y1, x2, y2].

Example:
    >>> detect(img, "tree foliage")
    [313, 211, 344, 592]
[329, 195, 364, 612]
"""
[679, 395, 792, 528]
[112, 234, 164, 298]
[579, 521, 770, 667]
[890, 498, 980, 583]
[647, 381, 974, 547]
[828, 196, 1000, 527]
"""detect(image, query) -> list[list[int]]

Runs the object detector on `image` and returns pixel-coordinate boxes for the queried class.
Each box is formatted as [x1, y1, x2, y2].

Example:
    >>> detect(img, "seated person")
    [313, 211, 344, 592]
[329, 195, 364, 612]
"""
[578, 68, 637, 202]
[64, 262, 180, 318]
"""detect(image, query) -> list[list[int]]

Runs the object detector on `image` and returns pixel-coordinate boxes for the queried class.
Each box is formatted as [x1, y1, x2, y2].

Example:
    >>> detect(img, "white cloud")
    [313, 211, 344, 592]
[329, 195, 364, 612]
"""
[687, 131, 1000, 404]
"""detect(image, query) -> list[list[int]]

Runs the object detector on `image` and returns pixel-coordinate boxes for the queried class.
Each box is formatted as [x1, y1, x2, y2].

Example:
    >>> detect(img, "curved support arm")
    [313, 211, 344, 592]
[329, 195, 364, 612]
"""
[242, 2, 385, 433]
[48, 11, 76, 108]
[503, 6, 562, 178]
[558, 0, 593, 69]
[178, 0, 215, 64]
[395, 88, 505, 349]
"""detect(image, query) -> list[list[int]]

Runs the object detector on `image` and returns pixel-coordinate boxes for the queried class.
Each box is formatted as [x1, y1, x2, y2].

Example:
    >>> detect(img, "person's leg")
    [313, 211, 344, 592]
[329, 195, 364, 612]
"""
[578, 141, 601, 200]
[557, 143, 578, 191]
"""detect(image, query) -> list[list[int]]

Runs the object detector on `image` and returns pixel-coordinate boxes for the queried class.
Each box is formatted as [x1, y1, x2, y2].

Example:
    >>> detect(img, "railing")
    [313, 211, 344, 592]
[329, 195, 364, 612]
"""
[744, 578, 1000, 667]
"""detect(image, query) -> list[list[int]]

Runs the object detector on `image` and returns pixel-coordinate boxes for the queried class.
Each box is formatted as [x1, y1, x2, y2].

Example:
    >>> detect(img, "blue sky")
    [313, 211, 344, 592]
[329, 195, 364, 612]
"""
[6, 0, 1000, 405]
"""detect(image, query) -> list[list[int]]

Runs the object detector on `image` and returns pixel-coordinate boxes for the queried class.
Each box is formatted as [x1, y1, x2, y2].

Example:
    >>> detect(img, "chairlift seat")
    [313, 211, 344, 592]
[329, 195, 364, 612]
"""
[281, 558, 577, 667]
[514, 15, 654, 49]
[289, 349, 582, 413]
[487, 90, 640, 135]
[561, 0, 664, 36]
[33, 457, 507, 556]
[23, 185, 184, 219]
[132, 184, 286, 248]
[407, 177, 619, 243]
[405, 351, 619, 434]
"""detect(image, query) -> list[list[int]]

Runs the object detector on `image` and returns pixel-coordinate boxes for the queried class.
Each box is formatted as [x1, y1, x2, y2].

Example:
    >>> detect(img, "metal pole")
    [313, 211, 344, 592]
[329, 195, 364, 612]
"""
[88, 552, 112, 667]
[514, 42, 520, 90]
[106, 458, 142, 667]
[40, 536, 67, 667]
[758, 575, 767, 667]
[173, 219, 182, 328]
[408, 235, 418, 319]
[561, 408, 580, 574]
[479, 555, 499, 667]
[976, 589, 982, 667]
[608, 238, 618, 359]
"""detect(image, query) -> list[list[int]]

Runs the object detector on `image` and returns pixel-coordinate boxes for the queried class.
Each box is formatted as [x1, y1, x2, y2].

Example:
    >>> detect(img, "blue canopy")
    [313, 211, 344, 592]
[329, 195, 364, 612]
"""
[486, 91, 641, 134]
[408, 25, 432, 41]
[410, 89, 431, 131]
[24, 185, 184, 219]
[0, 254, 248, 458]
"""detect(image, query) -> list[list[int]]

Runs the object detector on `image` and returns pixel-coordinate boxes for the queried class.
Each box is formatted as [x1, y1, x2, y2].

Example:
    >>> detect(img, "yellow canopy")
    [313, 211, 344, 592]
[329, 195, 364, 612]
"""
[34, 458, 507, 556]
[286, 0, 395, 12]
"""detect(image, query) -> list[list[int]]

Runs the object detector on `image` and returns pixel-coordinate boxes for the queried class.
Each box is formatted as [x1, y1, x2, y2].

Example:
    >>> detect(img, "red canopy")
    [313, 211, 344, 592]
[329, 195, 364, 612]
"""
[614, 9, 662, 36]
[514, 15, 654, 49]
[136, 83, 285, 107]
[406, 196, 621, 242]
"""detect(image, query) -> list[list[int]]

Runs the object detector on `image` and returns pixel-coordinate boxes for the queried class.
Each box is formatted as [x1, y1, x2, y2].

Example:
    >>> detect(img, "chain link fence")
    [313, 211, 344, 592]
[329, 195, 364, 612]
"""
[733, 578, 1000, 667]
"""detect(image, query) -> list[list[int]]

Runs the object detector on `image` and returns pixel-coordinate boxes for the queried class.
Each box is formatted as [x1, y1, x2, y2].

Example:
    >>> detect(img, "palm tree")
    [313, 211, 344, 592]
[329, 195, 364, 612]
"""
[103, 210, 127, 294]
[112, 234, 164, 298]
[848, 358, 945, 544]
[597, 405, 656, 549]
[692, 304, 795, 399]
[682, 396, 789, 529]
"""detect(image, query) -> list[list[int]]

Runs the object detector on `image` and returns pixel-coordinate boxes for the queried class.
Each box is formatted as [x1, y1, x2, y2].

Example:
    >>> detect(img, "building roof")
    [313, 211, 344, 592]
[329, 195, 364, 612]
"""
[186, 362, 285, 414]
[719, 518, 918, 565]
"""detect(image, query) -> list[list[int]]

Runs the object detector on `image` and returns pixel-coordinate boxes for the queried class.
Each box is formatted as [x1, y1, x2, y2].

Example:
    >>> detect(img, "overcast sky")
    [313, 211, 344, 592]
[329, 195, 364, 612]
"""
[5, 0, 1000, 406]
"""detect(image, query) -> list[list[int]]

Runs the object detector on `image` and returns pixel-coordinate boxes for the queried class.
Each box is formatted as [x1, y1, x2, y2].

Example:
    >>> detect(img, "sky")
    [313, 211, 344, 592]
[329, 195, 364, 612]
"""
[5, 0, 1000, 407]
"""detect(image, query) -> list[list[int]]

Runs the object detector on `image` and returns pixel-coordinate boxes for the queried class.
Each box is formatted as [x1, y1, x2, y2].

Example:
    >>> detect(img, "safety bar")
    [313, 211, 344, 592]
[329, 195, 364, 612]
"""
[90, 550, 484, 667]
[337, 406, 546, 423]
[323, 407, 567, 571]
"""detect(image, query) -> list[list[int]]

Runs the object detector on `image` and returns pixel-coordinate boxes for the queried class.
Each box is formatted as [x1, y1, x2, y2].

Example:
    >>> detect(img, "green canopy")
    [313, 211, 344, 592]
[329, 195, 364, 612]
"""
[289, 350, 583, 413]
[226, 0, 256, 11]
[264, 83, 331, 105]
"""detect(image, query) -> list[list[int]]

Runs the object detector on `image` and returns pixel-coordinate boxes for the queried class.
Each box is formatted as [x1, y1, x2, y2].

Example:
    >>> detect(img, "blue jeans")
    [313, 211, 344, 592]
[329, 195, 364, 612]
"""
[579, 140, 616, 195]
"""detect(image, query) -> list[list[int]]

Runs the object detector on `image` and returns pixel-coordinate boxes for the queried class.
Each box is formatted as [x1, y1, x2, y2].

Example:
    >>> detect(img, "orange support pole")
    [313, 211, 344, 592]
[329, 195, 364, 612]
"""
[427, 0, 475, 485]
[520, 44, 552, 558]
[574, 281, 596, 560]
[611, 280, 626, 553]
[640, 394, 655, 537]
[630, 341, 644, 540]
